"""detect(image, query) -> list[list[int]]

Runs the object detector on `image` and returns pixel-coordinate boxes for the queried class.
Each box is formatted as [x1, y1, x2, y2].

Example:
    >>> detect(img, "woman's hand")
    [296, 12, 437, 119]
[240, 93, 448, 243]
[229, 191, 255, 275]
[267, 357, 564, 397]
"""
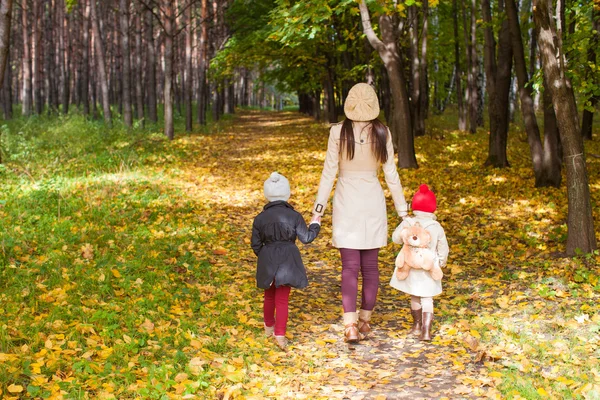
[310, 214, 322, 225]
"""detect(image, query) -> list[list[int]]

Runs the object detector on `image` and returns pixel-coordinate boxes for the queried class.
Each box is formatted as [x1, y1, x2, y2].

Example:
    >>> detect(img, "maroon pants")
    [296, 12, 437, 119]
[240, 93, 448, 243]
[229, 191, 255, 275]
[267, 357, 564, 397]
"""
[339, 248, 380, 313]
[263, 282, 291, 336]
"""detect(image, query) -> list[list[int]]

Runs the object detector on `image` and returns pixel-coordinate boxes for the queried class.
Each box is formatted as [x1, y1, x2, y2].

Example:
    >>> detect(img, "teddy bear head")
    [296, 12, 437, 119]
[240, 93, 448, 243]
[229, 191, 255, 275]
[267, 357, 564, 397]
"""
[401, 223, 431, 248]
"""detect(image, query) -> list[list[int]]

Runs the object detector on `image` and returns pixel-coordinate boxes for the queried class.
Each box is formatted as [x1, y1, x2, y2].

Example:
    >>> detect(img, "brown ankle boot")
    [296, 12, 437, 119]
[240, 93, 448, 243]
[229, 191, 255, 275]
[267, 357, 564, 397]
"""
[420, 312, 434, 341]
[409, 309, 422, 336]
[343, 312, 360, 343]
[358, 309, 372, 339]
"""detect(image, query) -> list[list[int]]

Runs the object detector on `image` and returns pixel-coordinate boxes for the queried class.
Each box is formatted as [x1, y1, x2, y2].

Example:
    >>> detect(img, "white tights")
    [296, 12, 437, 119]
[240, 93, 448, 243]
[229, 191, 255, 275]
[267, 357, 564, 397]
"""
[410, 295, 433, 313]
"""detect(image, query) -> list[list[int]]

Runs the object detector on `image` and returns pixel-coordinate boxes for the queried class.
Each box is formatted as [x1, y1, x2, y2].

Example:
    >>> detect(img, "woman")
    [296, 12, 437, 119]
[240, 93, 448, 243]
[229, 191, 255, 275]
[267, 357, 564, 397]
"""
[312, 83, 408, 343]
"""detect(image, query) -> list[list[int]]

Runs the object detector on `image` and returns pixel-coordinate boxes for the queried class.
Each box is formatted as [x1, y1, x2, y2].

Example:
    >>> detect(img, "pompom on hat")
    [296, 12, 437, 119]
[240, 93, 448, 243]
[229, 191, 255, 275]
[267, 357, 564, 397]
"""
[411, 184, 437, 213]
[264, 172, 291, 202]
[343, 83, 380, 121]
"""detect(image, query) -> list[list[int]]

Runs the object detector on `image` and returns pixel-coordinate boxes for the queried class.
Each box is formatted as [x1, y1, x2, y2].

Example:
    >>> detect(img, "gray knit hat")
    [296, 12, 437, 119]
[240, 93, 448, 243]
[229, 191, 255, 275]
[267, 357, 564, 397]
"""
[264, 172, 291, 202]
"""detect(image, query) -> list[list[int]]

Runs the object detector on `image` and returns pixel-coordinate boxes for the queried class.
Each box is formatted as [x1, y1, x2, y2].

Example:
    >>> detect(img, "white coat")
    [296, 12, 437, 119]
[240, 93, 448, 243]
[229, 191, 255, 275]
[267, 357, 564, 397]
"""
[313, 122, 408, 249]
[389, 211, 449, 297]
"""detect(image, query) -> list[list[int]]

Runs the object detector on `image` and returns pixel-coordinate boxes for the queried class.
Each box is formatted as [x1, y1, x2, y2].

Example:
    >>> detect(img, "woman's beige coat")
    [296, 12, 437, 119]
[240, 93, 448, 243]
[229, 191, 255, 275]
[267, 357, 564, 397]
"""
[313, 122, 408, 249]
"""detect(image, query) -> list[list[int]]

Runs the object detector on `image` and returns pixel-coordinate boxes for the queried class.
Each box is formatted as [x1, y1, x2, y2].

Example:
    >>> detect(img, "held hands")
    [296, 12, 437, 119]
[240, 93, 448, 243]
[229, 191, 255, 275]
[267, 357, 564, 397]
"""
[310, 214, 322, 225]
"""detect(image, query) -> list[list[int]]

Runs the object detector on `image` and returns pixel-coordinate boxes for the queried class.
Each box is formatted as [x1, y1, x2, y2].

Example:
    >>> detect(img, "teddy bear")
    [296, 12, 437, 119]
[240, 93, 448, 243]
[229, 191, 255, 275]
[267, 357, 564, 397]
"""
[395, 222, 443, 281]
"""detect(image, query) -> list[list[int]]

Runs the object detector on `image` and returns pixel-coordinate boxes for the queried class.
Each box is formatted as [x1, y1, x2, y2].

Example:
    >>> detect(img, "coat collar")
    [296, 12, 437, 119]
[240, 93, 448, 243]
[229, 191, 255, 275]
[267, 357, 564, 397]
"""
[264, 200, 294, 210]
[413, 210, 436, 220]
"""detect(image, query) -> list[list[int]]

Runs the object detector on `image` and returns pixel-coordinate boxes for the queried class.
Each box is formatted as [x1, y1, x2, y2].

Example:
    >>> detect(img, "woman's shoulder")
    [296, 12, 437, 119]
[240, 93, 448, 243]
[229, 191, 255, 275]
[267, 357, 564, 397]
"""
[329, 122, 343, 137]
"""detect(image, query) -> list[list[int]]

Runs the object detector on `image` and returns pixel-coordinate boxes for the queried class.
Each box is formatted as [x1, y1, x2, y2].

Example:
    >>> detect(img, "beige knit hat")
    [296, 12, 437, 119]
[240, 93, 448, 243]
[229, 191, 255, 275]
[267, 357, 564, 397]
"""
[264, 172, 291, 202]
[343, 83, 380, 121]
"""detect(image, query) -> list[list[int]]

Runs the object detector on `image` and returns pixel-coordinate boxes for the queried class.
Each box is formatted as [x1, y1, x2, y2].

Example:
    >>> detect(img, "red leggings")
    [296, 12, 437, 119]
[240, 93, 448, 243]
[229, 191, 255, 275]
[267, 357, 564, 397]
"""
[263, 282, 291, 336]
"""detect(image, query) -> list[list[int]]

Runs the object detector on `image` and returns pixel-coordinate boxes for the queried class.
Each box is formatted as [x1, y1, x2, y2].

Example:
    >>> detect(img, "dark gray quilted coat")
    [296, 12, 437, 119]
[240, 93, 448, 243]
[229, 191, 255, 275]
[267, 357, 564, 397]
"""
[251, 201, 320, 289]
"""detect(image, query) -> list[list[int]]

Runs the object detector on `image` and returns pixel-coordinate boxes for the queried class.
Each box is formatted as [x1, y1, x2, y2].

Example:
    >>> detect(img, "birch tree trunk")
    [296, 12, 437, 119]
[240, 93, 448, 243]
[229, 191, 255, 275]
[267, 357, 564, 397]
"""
[358, 0, 418, 169]
[533, 0, 596, 255]
[90, 0, 112, 126]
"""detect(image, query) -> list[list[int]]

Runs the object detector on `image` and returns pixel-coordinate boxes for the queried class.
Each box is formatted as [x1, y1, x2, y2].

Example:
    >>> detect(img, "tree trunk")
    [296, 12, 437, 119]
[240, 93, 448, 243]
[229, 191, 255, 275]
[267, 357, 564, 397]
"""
[464, 0, 478, 133]
[134, 2, 144, 125]
[325, 56, 337, 123]
[21, 0, 32, 115]
[119, 0, 132, 127]
[90, 0, 112, 126]
[483, 0, 512, 168]
[60, 0, 69, 114]
[409, 5, 423, 137]
[32, 0, 42, 114]
[184, 3, 192, 131]
[0, 0, 12, 89]
[145, 7, 157, 123]
[419, 0, 429, 128]
[1, 51, 11, 119]
[81, 0, 90, 115]
[359, 1, 418, 169]
[533, 0, 596, 255]
[506, 0, 559, 187]
[542, 74, 562, 187]
[163, 0, 174, 140]
[196, 0, 208, 125]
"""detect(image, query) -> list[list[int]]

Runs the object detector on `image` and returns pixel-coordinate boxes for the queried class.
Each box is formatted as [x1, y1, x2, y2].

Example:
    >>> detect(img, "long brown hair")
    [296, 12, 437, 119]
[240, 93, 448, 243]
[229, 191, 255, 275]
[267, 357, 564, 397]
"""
[339, 118, 389, 163]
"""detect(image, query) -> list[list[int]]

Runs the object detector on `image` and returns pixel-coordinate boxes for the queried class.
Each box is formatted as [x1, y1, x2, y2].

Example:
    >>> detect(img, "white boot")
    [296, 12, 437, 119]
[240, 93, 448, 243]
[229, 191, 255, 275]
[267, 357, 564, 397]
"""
[264, 324, 274, 337]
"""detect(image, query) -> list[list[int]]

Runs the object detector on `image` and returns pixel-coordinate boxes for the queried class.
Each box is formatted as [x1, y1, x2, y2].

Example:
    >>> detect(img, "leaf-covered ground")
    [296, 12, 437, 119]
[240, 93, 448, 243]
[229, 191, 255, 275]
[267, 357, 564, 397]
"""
[0, 110, 599, 399]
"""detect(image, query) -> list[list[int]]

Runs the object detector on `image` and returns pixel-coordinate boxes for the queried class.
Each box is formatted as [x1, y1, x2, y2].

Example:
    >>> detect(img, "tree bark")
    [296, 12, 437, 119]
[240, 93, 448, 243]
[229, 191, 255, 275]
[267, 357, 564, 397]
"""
[59, 0, 69, 114]
[0, 0, 12, 89]
[533, 0, 596, 255]
[409, 5, 423, 137]
[196, 0, 208, 125]
[419, 0, 429, 126]
[184, 2, 192, 131]
[359, 0, 418, 169]
[81, 0, 90, 115]
[163, 0, 174, 140]
[21, 0, 32, 115]
[90, 0, 112, 126]
[119, 0, 132, 127]
[542, 74, 562, 187]
[453, 0, 466, 130]
[464, 0, 478, 133]
[32, 0, 42, 114]
[145, 7, 157, 123]
[134, 2, 144, 125]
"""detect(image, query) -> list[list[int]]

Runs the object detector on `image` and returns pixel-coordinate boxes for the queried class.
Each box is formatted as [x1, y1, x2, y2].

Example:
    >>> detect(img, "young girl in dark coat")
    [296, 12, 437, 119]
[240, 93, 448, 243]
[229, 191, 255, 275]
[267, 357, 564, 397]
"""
[251, 172, 321, 350]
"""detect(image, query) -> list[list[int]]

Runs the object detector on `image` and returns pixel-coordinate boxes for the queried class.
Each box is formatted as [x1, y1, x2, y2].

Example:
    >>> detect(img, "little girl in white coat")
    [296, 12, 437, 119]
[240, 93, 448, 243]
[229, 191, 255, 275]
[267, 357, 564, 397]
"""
[390, 184, 449, 341]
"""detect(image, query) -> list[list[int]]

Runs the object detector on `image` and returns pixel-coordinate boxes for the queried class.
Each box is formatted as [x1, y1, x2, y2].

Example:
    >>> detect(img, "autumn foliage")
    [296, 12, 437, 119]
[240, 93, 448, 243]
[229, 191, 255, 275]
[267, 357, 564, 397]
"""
[0, 111, 599, 399]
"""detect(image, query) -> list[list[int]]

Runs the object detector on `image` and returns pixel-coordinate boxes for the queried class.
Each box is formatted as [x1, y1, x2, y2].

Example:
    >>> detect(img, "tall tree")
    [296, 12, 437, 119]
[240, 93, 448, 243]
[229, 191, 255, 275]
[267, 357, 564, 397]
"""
[506, 0, 560, 187]
[0, 0, 12, 89]
[453, 0, 466, 130]
[162, 0, 174, 139]
[184, 1, 192, 131]
[533, 0, 596, 255]
[21, 0, 32, 116]
[81, 0, 90, 115]
[90, 0, 112, 126]
[482, 0, 512, 167]
[119, 0, 132, 127]
[134, 2, 144, 124]
[358, 0, 418, 169]
[144, 5, 157, 123]
[196, 0, 208, 125]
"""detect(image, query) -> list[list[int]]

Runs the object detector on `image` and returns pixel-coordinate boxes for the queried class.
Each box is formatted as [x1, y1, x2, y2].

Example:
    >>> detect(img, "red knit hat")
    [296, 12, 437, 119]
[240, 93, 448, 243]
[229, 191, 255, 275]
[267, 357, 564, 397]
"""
[411, 184, 437, 213]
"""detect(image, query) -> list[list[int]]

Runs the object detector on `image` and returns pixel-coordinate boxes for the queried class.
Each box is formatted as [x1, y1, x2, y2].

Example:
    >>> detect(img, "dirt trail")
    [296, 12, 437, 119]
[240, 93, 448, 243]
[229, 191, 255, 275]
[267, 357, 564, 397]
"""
[193, 111, 494, 399]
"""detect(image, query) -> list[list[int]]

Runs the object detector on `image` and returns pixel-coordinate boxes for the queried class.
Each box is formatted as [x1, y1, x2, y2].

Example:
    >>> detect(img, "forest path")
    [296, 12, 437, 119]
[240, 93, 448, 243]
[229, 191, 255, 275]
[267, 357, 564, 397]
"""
[189, 110, 496, 399]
